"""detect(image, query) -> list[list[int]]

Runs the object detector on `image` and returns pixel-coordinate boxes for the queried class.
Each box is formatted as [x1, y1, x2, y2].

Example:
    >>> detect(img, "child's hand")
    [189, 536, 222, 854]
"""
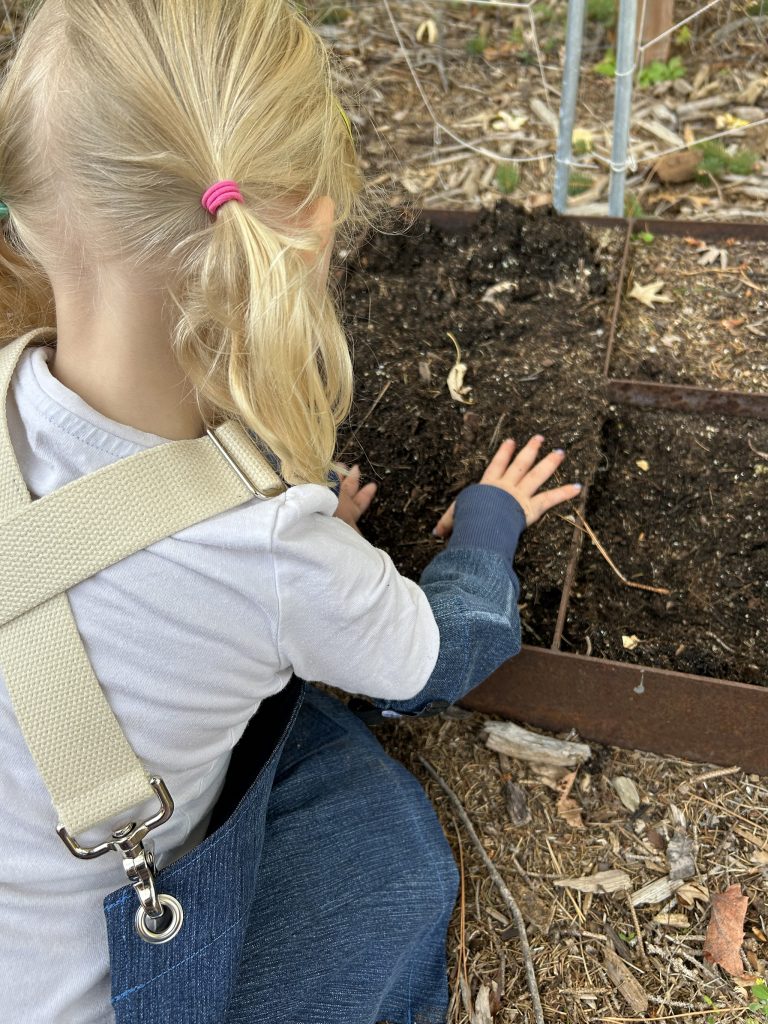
[433, 436, 581, 538]
[333, 465, 377, 534]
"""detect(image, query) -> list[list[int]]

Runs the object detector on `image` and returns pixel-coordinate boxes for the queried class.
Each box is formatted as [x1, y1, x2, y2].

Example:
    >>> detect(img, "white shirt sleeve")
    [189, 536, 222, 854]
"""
[271, 484, 440, 701]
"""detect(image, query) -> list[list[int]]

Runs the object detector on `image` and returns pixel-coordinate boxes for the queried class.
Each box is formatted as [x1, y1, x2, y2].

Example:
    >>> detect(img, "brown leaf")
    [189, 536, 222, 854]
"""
[652, 149, 702, 184]
[703, 884, 753, 981]
[556, 770, 585, 829]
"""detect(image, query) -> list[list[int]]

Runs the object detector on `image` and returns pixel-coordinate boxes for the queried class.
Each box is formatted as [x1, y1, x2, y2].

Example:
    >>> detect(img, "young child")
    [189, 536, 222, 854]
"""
[0, 1, 580, 1022]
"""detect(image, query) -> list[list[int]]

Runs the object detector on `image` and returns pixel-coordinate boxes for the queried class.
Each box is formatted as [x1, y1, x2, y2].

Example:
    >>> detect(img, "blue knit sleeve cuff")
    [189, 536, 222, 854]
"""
[446, 484, 526, 565]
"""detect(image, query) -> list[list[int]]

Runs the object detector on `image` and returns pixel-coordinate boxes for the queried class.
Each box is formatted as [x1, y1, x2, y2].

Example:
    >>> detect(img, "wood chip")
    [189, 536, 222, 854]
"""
[667, 830, 697, 881]
[603, 946, 650, 1014]
[653, 911, 691, 928]
[504, 780, 531, 826]
[556, 869, 632, 895]
[471, 983, 493, 1024]
[484, 721, 591, 767]
[630, 876, 683, 907]
[613, 776, 641, 812]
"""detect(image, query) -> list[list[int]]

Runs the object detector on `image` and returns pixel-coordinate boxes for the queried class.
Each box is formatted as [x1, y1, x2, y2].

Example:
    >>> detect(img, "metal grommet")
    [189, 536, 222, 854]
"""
[134, 894, 184, 945]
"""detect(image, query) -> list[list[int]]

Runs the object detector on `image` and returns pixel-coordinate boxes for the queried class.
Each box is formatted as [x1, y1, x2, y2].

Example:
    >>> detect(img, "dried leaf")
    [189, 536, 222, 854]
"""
[612, 776, 641, 812]
[415, 18, 438, 44]
[652, 149, 702, 184]
[704, 884, 753, 981]
[556, 769, 585, 829]
[504, 781, 531, 826]
[603, 946, 650, 1014]
[446, 332, 474, 405]
[629, 280, 674, 308]
[622, 635, 641, 651]
[556, 869, 631, 894]
[677, 881, 709, 907]
[697, 244, 728, 268]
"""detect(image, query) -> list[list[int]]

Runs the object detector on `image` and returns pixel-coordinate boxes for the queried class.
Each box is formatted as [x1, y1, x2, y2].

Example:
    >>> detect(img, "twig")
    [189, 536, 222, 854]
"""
[418, 757, 546, 1024]
[598, 1007, 752, 1022]
[567, 511, 671, 595]
[625, 890, 648, 967]
[748, 436, 768, 459]
[337, 381, 391, 458]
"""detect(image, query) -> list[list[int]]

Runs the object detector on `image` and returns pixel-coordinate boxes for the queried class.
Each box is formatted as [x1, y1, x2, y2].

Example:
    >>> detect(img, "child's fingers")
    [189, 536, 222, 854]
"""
[339, 464, 361, 496]
[517, 448, 566, 496]
[433, 501, 456, 539]
[481, 438, 516, 483]
[528, 482, 582, 523]
[353, 481, 377, 516]
[504, 435, 545, 485]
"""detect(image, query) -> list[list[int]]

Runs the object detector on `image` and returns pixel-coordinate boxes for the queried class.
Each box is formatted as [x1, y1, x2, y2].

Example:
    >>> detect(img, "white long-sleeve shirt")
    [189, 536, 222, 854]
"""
[0, 345, 440, 1023]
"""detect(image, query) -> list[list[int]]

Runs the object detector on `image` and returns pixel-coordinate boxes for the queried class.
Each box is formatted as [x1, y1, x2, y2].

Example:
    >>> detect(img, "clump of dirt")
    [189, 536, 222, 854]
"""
[340, 203, 618, 643]
[564, 409, 768, 684]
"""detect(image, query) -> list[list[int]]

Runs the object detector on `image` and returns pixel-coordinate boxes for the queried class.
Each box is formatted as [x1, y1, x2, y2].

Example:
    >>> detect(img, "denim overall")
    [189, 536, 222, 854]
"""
[104, 681, 459, 1024]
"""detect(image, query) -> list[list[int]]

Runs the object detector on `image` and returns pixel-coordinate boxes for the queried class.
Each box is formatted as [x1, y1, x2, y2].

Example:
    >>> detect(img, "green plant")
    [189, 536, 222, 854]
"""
[594, 49, 616, 76]
[588, 0, 617, 25]
[638, 56, 686, 87]
[695, 140, 759, 181]
[749, 980, 768, 1021]
[675, 25, 693, 45]
[465, 34, 488, 56]
[634, 230, 655, 245]
[568, 172, 593, 196]
[495, 165, 521, 194]
[624, 192, 646, 218]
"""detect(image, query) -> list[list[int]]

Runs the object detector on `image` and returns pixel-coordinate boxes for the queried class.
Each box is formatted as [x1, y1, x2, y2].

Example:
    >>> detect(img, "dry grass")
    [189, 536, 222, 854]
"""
[378, 709, 768, 1023]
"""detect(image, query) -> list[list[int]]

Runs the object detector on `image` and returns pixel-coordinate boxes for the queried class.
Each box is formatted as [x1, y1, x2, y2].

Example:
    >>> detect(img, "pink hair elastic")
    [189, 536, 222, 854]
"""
[201, 180, 244, 217]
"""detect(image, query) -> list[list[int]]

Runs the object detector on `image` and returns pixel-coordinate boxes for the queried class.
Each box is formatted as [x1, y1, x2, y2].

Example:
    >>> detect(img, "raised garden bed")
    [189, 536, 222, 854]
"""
[340, 205, 768, 774]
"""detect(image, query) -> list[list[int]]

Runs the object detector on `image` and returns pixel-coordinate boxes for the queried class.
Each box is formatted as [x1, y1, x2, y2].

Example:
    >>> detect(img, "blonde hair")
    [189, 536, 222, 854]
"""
[0, 0, 363, 485]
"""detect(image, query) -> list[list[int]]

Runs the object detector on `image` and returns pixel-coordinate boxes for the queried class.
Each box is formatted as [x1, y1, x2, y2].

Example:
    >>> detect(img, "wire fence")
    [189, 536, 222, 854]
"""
[316, 0, 768, 219]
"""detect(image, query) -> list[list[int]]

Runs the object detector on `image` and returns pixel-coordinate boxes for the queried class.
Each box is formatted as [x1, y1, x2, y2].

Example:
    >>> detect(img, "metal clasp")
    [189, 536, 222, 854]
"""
[57, 776, 183, 944]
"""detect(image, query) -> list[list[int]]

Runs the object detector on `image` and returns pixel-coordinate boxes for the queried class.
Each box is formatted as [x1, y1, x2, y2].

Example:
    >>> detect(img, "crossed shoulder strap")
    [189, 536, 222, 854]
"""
[0, 328, 285, 839]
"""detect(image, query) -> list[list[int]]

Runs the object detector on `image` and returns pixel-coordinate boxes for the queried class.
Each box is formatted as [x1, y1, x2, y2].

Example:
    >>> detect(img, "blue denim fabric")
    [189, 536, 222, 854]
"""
[105, 684, 457, 1024]
[360, 546, 521, 720]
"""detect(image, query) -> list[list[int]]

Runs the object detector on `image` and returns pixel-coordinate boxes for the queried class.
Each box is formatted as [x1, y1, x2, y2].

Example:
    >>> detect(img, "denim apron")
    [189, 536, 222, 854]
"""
[104, 681, 459, 1024]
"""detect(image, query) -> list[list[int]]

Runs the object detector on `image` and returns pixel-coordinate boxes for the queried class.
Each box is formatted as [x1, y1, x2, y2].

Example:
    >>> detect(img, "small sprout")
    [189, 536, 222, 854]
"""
[634, 230, 655, 245]
[572, 127, 593, 155]
[594, 49, 616, 76]
[675, 25, 692, 45]
[495, 164, 520, 194]
[465, 34, 488, 56]
[638, 56, 686, 88]
[567, 171, 593, 196]
[587, 0, 616, 25]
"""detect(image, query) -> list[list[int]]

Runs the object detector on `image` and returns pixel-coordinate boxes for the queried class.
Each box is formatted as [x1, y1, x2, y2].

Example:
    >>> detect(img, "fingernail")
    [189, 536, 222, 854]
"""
[431, 527, 442, 538]
[534, 434, 545, 443]
[573, 482, 582, 491]
[553, 448, 565, 456]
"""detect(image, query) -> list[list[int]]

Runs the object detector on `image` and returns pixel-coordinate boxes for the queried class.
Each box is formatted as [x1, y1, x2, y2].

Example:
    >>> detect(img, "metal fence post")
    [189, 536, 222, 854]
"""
[553, 0, 586, 214]
[608, 0, 638, 216]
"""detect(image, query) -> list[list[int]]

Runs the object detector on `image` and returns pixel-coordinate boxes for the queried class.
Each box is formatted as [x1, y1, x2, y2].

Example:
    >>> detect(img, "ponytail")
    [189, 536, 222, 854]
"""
[0, 0, 365, 484]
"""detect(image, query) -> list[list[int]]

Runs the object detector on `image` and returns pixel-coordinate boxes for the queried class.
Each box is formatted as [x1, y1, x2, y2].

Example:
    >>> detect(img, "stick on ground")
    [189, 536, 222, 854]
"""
[419, 756, 546, 1024]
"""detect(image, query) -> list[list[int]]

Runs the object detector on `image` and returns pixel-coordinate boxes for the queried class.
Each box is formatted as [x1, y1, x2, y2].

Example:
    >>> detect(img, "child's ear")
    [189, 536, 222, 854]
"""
[309, 195, 335, 253]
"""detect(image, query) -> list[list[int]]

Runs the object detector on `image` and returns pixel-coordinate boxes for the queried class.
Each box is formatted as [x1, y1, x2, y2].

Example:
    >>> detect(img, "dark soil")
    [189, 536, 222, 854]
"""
[339, 204, 617, 643]
[339, 204, 768, 685]
[563, 409, 768, 685]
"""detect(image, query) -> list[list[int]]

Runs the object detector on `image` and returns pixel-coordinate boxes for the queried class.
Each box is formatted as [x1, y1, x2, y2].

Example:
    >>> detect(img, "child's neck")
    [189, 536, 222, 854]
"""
[47, 267, 204, 442]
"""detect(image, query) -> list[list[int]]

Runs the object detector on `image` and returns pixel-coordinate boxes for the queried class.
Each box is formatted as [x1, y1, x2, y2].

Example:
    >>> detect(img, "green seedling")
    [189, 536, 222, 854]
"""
[675, 25, 693, 45]
[465, 34, 488, 56]
[749, 980, 768, 1021]
[695, 140, 759, 181]
[568, 172, 593, 196]
[588, 0, 617, 25]
[633, 230, 655, 245]
[594, 49, 616, 76]
[624, 192, 646, 219]
[495, 165, 521, 194]
[638, 56, 686, 88]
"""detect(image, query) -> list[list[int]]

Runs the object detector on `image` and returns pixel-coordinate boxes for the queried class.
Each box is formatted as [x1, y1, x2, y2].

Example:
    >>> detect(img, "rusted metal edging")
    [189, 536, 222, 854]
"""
[461, 646, 768, 775]
[606, 379, 768, 420]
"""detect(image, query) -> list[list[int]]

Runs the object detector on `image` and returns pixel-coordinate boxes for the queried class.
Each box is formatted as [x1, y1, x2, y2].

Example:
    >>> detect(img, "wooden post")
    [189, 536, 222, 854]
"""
[637, 0, 675, 65]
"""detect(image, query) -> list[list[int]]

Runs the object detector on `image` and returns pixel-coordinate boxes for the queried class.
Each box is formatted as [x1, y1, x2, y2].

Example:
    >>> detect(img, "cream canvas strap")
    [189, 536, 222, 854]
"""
[0, 329, 285, 943]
